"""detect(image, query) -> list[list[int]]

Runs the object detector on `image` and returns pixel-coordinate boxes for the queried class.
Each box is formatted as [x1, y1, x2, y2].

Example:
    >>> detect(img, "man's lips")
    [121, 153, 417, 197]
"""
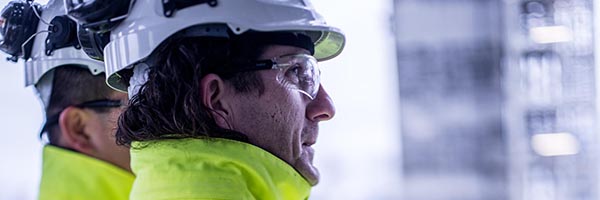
[303, 139, 316, 147]
[302, 126, 318, 147]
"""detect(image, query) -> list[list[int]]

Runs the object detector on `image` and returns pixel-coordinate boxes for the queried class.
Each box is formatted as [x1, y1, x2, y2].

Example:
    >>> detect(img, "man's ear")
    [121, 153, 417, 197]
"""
[200, 74, 231, 128]
[58, 107, 94, 155]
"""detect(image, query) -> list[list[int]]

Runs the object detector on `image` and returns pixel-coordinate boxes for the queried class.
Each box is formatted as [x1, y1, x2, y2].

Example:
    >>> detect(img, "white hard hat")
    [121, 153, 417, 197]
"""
[25, 0, 103, 107]
[101, 0, 345, 92]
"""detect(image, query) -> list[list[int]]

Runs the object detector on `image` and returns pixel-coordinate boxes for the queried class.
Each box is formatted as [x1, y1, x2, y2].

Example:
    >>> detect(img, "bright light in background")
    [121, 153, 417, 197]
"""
[531, 132, 580, 156]
[529, 25, 573, 44]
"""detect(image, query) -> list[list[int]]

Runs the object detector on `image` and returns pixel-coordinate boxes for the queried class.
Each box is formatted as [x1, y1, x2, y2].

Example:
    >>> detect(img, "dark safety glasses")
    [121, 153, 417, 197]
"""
[40, 99, 123, 135]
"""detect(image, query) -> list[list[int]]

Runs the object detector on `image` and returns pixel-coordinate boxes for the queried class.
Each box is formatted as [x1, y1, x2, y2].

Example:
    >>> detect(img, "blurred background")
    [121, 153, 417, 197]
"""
[3, 0, 600, 200]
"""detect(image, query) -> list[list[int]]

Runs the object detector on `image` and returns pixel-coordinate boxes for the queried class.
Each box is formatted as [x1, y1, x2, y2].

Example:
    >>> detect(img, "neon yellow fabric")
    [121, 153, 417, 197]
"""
[130, 138, 311, 200]
[38, 145, 134, 200]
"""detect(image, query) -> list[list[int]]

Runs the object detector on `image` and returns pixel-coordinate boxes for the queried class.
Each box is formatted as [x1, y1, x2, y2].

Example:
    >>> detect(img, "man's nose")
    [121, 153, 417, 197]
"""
[306, 85, 335, 122]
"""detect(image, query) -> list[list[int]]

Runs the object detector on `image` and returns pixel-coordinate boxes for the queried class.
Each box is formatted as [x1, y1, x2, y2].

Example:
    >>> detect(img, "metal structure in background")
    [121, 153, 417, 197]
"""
[394, 0, 598, 199]
[393, 0, 506, 199]
[505, 0, 598, 199]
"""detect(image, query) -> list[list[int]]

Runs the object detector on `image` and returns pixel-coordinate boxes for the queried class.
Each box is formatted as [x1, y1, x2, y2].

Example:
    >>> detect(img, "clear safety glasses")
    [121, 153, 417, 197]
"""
[217, 54, 321, 99]
[255, 54, 321, 100]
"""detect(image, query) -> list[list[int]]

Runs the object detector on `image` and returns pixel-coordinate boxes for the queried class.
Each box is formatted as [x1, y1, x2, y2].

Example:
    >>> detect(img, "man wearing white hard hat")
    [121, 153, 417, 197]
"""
[67, 0, 344, 199]
[0, 0, 133, 199]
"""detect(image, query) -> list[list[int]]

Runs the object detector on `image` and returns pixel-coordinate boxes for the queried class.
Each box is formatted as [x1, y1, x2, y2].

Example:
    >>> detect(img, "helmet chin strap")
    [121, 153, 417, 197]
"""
[128, 62, 150, 99]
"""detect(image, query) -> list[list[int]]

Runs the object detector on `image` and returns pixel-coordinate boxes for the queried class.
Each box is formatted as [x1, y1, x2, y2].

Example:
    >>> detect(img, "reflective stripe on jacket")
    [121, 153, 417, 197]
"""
[39, 145, 134, 200]
[130, 138, 311, 200]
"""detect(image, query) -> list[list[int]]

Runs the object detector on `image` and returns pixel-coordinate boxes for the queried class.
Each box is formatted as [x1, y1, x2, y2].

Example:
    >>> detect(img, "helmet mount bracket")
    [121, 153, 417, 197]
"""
[163, 0, 218, 17]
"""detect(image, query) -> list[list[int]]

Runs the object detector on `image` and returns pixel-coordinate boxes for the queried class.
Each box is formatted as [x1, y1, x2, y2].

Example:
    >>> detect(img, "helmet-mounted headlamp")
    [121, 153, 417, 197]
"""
[65, 0, 132, 33]
[64, 0, 133, 61]
[0, 0, 41, 62]
[76, 24, 109, 61]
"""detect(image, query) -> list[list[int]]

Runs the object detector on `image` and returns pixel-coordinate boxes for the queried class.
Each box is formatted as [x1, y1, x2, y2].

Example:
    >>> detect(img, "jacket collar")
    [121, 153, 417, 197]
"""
[39, 145, 134, 200]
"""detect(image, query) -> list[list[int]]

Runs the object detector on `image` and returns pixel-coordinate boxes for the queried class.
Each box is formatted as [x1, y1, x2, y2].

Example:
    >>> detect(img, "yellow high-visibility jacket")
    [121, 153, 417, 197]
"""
[38, 145, 134, 200]
[129, 138, 312, 200]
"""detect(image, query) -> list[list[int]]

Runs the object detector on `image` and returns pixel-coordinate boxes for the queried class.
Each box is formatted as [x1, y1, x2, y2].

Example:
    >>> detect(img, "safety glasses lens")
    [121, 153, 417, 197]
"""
[275, 54, 320, 99]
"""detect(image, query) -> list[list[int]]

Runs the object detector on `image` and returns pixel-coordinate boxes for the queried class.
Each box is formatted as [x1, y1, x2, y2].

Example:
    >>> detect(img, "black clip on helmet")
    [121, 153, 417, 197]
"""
[45, 15, 80, 56]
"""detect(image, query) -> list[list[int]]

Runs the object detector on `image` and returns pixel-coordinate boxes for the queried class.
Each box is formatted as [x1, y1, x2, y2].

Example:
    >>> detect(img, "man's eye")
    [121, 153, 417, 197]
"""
[285, 64, 303, 83]
[291, 66, 301, 74]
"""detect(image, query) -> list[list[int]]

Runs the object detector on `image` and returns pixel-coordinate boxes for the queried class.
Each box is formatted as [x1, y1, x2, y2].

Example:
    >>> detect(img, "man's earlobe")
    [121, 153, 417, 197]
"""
[58, 107, 93, 154]
[200, 74, 231, 128]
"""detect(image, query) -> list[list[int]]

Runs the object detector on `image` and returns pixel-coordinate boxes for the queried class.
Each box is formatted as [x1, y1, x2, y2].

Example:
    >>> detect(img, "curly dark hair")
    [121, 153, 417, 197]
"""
[115, 33, 271, 147]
